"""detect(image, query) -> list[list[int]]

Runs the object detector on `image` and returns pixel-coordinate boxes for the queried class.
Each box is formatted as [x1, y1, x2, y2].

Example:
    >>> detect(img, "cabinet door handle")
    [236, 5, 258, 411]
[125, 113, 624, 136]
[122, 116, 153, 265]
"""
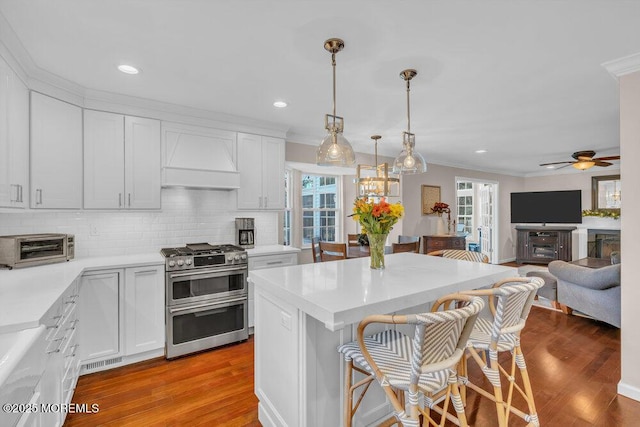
[18, 184, 23, 203]
[36, 189, 42, 205]
[119, 193, 122, 207]
[128, 193, 131, 207]
[264, 196, 268, 208]
[258, 197, 262, 208]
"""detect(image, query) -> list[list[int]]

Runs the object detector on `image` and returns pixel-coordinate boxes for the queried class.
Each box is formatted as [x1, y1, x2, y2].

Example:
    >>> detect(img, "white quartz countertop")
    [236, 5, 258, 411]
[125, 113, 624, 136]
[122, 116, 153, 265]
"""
[246, 245, 301, 256]
[250, 253, 517, 331]
[0, 253, 163, 334]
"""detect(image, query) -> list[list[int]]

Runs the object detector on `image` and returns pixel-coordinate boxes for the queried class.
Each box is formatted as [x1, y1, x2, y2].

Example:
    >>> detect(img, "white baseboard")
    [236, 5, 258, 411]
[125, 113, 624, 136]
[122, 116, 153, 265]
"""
[258, 401, 282, 427]
[618, 381, 640, 402]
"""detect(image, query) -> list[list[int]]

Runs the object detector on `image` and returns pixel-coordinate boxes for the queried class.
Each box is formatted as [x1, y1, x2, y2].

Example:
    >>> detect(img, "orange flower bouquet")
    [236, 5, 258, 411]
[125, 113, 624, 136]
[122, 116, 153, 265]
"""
[351, 198, 404, 269]
[351, 197, 404, 235]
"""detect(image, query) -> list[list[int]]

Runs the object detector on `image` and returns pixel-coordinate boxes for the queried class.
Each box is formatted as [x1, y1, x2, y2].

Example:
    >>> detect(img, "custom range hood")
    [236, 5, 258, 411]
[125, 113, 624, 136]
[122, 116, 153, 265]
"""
[161, 122, 240, 190]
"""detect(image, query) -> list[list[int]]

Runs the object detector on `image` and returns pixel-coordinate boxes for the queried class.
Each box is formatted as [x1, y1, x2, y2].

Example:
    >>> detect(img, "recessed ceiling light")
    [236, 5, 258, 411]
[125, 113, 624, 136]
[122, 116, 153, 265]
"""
[273, 100, 288, 108]
[118, 64, 139, 75]
[475, 149, 487, 154]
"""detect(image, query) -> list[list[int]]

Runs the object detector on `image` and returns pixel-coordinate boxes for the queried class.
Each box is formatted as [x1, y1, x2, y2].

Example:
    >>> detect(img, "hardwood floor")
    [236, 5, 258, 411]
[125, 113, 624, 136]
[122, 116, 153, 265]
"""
[65, 307, 640, 426]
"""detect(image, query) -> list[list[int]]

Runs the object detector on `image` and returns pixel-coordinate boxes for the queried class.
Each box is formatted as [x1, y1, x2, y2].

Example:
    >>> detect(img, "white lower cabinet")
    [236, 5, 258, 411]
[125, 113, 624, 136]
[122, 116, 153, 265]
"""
[78, 270, 123, 362]
[124, 266, 165, 355]
[79, 264, 164, 373]
[247, 252, 298, 330]
[38, 278, 80, 427]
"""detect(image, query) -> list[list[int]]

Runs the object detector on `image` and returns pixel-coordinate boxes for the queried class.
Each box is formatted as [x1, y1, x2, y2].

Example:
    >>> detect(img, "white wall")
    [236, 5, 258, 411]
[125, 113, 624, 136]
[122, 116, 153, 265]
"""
[0, 188, 279, 258]
[401, 163, 525, 263]
[618, 68, 640, 401]
[523, 169, 620, 211]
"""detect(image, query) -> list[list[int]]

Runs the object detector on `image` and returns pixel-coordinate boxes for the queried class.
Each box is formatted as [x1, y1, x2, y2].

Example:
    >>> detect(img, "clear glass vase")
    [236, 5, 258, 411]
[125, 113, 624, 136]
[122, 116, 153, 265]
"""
[368, 233, 388, 270]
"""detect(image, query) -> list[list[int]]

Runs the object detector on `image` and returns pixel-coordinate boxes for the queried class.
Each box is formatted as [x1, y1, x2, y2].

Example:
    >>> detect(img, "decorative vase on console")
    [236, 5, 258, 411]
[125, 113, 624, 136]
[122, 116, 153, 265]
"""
[350, 197, 404, 270]
[436, 214, 446, 235]
[431, 202, 451, 235]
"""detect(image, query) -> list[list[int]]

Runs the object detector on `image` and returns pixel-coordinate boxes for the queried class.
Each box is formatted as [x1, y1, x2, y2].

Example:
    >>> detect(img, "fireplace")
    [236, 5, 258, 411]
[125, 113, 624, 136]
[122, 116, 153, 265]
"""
[587, 229, 620, 259]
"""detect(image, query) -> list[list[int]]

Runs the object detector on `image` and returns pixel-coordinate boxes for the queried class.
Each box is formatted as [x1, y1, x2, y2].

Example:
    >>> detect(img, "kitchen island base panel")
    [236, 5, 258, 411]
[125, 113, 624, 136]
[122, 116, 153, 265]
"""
[251, 255, 516, 426]
[255, 288, 400, 427]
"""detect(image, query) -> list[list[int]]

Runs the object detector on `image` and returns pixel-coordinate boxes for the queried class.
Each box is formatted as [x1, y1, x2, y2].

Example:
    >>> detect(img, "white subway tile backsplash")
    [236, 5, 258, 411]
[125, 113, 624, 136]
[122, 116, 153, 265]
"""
[0, 188, 279, 258]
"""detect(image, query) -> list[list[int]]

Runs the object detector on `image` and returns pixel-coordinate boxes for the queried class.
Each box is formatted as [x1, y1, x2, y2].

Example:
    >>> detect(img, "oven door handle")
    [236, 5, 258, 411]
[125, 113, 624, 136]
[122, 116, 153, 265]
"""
[168, 266, 247, 279]
[169, 297, 247, 314]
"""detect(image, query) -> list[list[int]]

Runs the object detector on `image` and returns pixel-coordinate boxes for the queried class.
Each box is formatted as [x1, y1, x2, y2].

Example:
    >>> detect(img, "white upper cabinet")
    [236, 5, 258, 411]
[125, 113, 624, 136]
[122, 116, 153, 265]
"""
[84, 110, 125, 209]
[0, 56, 28, 208]
[161, 122, 239, 189]
[84, 110, 160, 209]
[30, 92, 83, 209]
[237, 133, 285, 210]
[125, 116, 161, 209]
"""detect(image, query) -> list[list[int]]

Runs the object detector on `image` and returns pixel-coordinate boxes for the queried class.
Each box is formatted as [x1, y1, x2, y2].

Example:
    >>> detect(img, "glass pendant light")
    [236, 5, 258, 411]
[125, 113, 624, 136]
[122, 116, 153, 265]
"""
[356, 135, 400, 198]
[316, 38, 356, 167]
[393, 69, 427, 174]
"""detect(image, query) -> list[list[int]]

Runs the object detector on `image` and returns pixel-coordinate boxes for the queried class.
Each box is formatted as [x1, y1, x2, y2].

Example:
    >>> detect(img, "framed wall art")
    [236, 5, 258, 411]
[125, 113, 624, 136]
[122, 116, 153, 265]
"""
[421, 185, 441, 215]
[592, 174, 621, 212]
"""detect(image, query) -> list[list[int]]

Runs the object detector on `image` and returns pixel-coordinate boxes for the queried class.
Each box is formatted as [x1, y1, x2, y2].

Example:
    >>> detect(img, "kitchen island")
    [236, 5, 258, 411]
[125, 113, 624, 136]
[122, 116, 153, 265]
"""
[250, 253, 517, 427]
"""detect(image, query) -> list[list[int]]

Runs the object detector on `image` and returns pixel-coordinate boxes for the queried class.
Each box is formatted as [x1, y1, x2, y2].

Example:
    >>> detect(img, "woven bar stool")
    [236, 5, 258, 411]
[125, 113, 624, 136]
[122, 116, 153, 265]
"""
[337, 293, 484, 427]
[459, 276, 544, 427]
[427, 249, 489, 263]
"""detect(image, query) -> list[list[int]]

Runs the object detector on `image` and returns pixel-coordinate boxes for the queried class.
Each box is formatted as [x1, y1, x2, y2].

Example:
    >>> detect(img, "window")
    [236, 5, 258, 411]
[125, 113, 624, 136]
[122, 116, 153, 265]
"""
[301, 174, 340, 245]
[283, 170, 291, 246]
[283, 171, 341, 248]
[456, 183, 474, 234]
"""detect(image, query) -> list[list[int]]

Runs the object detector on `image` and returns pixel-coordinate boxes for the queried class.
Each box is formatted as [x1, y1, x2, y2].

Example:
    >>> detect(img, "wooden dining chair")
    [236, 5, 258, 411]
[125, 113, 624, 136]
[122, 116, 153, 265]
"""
[319, 241, 347, 261]
[347, 234, 360, 247]
[398, 235, 420, 244]
[311, 237, 322, 263]
[391, 241, 419, 254]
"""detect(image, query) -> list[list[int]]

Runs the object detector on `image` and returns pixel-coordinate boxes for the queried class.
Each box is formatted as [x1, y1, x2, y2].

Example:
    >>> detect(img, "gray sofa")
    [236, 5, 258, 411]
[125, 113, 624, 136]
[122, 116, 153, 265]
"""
[548, 260, 621, 328]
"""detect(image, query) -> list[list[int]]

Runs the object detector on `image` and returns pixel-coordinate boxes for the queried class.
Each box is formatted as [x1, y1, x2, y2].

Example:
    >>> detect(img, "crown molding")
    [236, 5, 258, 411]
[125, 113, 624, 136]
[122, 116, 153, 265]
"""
[602, 52, 640, 79]
[0, 9, 289, 138]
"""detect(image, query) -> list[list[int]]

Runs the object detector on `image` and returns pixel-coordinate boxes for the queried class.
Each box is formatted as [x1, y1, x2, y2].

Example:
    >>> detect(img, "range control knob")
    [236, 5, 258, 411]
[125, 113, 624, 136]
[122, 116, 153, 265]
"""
[234, 255, 241, 261]
[227, 256, 235, 262]
[168, 260, 176, 268]
[240, 254, 247, 260]
[177, 259, 184, 266]
[185, 258, 192, 266]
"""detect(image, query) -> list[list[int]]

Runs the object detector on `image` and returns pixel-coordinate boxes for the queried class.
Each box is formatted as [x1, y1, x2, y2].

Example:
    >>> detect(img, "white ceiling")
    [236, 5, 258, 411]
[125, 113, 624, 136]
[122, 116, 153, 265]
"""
[1, 0, 638, 176]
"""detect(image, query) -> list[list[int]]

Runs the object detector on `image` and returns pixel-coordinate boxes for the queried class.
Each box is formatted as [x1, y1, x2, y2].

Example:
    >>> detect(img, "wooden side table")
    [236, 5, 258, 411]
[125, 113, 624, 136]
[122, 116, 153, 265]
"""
[423, 235, 466, 254]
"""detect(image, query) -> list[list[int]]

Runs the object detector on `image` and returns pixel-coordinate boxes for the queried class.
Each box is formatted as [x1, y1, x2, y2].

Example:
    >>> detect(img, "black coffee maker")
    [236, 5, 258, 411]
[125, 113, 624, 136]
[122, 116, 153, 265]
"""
[235, 218, 255, 248]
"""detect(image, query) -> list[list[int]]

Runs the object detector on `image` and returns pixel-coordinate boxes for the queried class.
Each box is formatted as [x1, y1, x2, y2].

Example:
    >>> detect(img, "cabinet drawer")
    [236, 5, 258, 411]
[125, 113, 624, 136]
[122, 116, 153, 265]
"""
[450, 238, 465, 249]
[249, 253, 297, 271]
[529, 236, 556, 245]
[428, 239, 447, 250]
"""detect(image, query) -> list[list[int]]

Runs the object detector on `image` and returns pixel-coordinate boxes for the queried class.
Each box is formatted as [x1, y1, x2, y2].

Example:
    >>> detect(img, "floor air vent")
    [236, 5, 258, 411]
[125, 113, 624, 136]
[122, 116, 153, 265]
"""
[82, 357, 123, 372]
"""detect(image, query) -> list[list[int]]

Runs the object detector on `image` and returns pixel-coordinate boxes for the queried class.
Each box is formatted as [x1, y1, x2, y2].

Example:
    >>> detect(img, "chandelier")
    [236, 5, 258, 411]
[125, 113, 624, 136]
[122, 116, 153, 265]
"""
[393, 69, 427, 174]
[316, 38, 355, 167]
[356, 135, 400, 198]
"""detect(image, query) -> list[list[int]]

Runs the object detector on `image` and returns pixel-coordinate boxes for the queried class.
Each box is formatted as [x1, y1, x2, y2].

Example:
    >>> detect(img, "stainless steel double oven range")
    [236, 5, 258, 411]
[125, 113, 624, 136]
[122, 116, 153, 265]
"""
[161, 243, 249, 359]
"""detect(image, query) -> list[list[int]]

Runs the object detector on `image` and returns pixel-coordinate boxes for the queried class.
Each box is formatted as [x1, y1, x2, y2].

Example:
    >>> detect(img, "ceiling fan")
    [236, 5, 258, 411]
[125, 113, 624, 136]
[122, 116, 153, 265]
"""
[539, 150, 621, 170]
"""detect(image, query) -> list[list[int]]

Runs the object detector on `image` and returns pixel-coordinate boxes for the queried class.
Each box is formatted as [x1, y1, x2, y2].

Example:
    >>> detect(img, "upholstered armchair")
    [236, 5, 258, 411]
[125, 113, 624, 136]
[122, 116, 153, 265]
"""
[548, 260, 621, 328]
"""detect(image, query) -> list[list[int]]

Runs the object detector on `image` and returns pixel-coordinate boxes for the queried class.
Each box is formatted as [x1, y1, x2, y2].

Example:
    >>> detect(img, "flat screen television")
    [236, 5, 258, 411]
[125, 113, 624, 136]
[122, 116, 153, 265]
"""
[510, 190, 582, 224]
